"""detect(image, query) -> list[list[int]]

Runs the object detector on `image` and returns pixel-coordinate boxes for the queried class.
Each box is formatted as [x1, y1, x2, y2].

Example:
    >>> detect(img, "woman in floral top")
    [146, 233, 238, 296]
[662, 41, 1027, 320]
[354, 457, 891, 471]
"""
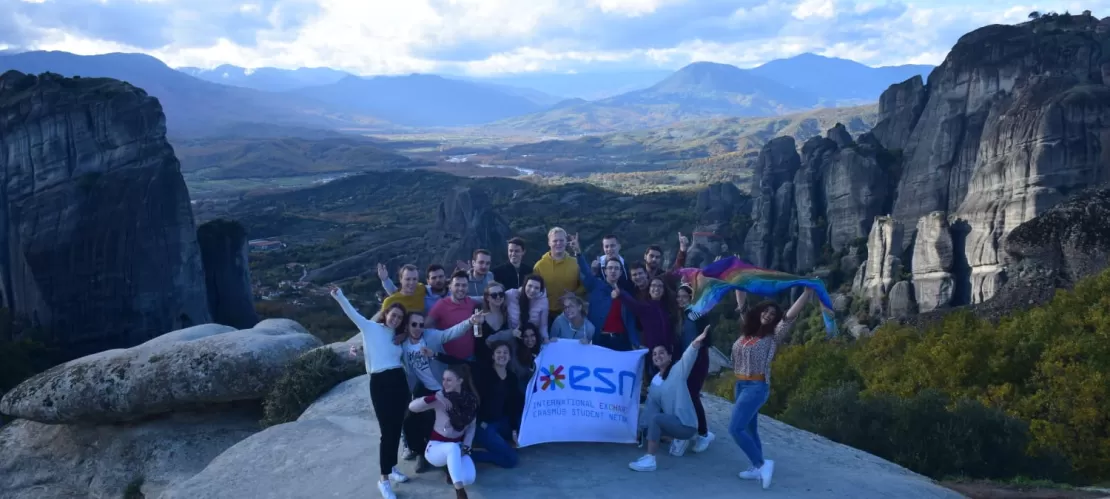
[729, 287, 813, 490]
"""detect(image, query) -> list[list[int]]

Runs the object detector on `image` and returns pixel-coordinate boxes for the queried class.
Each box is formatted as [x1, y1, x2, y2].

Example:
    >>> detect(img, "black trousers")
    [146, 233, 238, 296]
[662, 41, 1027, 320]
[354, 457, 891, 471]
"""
[403, 383, 436, 456]
[369, 367, 410, 476]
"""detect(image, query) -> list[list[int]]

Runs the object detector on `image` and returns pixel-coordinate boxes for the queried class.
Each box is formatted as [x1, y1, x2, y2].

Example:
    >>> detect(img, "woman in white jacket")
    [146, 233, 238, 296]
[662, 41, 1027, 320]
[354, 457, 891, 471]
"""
[629, 327, 710, 472]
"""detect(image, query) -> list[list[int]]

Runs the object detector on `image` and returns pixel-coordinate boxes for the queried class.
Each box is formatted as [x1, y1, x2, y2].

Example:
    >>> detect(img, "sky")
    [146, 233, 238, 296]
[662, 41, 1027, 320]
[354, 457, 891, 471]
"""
[1, 0, 1107, 76]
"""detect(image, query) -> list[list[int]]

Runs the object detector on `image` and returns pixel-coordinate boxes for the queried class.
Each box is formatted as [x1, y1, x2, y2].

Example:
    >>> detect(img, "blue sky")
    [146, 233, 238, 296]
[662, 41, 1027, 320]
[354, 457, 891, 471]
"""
[1, 0, 1105, 75]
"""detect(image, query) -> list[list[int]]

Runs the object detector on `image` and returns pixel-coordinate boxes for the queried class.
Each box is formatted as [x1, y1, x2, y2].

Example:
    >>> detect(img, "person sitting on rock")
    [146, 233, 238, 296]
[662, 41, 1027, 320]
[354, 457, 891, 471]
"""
[471, 341, 523, 468]
[548, 294, 595, 344]
[398, 309, 485, 474]
[328, 286, 411, 499]
[729, 288, 813, 490]
[629, 327, 710, 472]
[505, 274, 550, 342]
[408, 365, 482, 499]
[674, 284, 715, 453]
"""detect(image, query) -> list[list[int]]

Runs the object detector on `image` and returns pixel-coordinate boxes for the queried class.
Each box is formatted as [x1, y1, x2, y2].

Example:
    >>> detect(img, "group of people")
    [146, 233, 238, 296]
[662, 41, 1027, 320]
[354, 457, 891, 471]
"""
[330, 228, 815, 499]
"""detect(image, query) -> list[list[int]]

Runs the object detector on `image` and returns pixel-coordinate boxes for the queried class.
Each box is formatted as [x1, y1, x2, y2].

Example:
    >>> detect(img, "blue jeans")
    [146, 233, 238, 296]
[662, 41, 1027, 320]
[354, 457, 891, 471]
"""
[730, 380, 770, 468]
[471, 418, 519, 468]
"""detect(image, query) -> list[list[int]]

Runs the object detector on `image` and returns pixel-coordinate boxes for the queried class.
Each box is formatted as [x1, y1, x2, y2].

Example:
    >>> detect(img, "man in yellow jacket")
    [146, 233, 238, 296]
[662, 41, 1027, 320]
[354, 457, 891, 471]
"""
[532, 227, 585, 327]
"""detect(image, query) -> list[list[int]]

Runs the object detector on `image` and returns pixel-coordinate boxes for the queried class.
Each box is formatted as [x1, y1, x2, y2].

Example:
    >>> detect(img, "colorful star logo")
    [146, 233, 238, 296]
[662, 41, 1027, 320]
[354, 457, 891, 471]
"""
[539, 364, 566, 390]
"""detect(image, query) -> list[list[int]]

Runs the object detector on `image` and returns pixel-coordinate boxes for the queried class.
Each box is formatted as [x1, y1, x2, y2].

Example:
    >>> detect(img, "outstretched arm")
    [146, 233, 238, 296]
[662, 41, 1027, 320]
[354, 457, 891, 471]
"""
[331, 288, 374, 330]
[734, 290, 747, 311]
[785, 288, 813, 321]
[617, 289, 650, 316]
[408, 392, 440, 413]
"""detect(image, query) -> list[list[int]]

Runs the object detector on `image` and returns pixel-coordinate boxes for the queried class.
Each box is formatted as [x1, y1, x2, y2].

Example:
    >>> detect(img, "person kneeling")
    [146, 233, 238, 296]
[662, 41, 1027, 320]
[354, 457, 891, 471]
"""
[408, 366, 480, 499]
[629, 327, 710, 472]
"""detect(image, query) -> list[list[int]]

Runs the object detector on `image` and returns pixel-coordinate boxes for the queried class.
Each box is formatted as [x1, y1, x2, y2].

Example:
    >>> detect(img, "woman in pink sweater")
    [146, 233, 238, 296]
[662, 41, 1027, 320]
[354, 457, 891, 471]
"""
[407, 364, 481, 499]
[506, 274, 550, 341]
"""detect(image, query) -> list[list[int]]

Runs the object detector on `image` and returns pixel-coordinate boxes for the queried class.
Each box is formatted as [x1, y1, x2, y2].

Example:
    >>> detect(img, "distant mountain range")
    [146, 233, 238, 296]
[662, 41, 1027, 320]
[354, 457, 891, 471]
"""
[1, 50, 932, 134]
[494, 56, 931, 134]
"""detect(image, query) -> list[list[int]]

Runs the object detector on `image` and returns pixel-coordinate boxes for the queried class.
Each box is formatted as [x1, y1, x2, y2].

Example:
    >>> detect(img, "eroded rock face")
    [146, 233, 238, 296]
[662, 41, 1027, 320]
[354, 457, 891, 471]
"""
[1003, 186, 1110, 283]
[853, 217, 904, 315]
[435, 186, 513, 265]
[744, 136, 801, 270]
[0, 71, 210, 355]
[0, 406, 259, 499]
[911, 212, 957, 312]
[0, 318, 321, 424]
[197, 219, 259, 329]
[881, 21, 1110, 303]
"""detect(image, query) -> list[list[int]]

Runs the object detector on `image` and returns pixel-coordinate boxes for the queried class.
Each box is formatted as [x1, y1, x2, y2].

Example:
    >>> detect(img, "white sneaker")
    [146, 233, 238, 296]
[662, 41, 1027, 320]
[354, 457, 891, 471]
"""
[693, 431, 715, 453]
[388, 467, 410, 483]
[377, 480, 396, 499]
[669, 439, 690, 457]
[759, 459, 775, 489]
[628, 454, 657, 472]
[738, 466, 760, 480]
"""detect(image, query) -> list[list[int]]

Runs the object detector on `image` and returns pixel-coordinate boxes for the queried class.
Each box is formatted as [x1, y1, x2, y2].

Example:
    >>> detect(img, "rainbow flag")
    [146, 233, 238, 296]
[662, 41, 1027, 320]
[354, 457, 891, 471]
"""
[676, 256, 838, 336]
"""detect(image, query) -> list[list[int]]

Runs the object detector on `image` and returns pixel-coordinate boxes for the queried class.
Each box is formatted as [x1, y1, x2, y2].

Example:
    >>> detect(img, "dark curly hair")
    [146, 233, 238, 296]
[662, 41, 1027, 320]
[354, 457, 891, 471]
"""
[741, 301, 783, 338]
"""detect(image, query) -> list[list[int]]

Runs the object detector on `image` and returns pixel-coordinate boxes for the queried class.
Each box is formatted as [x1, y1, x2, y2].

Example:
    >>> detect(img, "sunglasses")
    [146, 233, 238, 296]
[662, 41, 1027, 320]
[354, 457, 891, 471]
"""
[410, 321, 424, 328]
[488, 291, 506, 299]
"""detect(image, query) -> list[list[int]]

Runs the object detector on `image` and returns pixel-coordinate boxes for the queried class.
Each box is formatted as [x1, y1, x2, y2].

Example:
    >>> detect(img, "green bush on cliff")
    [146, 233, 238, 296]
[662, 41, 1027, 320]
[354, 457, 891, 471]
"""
[761, 267, 1110, 484]
[260, 346, 365, 428]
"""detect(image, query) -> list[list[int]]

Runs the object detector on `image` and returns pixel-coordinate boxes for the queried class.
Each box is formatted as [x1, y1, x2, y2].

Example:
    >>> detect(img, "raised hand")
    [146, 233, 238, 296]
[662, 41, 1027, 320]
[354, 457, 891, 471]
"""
[456, 260, 471, 272]
[376, 263, 389, 282]
[568, 233, 580, 254]
[691, 325, 710, 348]
[469, 311, 487, 325]
[512, 329, 522, 338]
[678, 232, 689, 251]
[610, 286, 620, 299]
[328, 285, 342, 298]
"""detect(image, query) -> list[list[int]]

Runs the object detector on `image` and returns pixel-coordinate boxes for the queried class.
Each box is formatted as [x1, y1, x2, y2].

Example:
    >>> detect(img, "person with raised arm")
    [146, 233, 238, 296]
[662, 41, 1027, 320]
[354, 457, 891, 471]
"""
[398, 309, 485, 474]
[505, 274, 550, 342]
[548, 294, 595, 344]
[675, 284, 714, 453]
[379, 263, 449, 311]
[570, 233, 641, 352]
[729, 288, 814, 489]
[408, 365, 481, 499]
[614, 276, 672, 353]
[328, 286, 410, 499]
[532, 227, 584, 325]
[378, 264, 429, 314]
[471, 340, 523, 468]
[629, 327, 711, 472]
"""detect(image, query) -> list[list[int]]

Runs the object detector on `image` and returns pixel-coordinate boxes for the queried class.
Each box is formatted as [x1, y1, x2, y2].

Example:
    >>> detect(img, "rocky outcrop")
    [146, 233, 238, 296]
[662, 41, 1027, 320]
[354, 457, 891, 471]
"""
[742, 125, 893, 273]
[0, 407, 259, 499]
[435, 186, 513, 265]
[160, 375, 963, 499]
[853, 217, 904, 316]
[911, 212, 958, 312]
[880, 18, 1110, 303]
[0, 318, 320, 424]
[0, 71, 210, 355]
[688, 182, 750, 267]
[197, 219, 259, 329]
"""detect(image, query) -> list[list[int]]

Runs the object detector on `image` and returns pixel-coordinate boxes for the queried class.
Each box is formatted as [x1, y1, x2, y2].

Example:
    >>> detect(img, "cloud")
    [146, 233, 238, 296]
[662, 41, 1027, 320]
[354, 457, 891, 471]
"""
[2, 0, 1109, 75]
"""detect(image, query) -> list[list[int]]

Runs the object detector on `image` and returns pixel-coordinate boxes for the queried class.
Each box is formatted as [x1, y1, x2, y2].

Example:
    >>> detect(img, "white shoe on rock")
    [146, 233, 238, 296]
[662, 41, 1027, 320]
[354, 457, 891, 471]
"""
[693, 431, 715, 453]
[628, 454, 657, 472]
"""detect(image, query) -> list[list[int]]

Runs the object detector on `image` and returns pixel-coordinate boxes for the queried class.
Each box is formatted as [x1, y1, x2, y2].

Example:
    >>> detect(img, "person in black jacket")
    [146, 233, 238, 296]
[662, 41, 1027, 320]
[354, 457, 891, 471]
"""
[491, 237, 528, 290]
[675, 284, 715, 453]
[470, 340, 523, 468]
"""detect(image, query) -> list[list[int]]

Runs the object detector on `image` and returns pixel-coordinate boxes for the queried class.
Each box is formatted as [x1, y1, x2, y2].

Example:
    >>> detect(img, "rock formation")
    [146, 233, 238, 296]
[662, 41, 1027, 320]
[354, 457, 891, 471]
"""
[743, 125, 894, 274]
[434, 185, 513, 265]
[0, 71, 210, 355]
[740, 15, 1110, 323]
[688, 182, 749, 267]
[852, 217, 905, 316]
[159, 375, 963, 499]
[0, 318, 320, 424]
[0, 318, 318, 499]
[197, 219, 259, 329]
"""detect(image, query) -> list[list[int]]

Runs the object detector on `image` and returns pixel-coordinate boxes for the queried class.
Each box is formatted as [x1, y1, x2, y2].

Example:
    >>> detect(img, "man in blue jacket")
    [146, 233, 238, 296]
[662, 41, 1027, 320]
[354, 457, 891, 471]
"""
[568, 234, 641, 351]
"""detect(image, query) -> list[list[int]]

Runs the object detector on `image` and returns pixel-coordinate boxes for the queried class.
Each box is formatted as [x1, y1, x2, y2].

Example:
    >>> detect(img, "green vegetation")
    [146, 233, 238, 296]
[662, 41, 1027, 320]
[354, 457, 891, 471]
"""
[123, 477, 144, 499]
[260, 346, 365, 428]
[708, 267, 1110, 485]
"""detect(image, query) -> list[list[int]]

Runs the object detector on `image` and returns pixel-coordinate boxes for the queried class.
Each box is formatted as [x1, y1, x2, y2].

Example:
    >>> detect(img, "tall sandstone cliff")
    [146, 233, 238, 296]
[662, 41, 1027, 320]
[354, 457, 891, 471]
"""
[743, 13, 1110, 318]
[0, 71, 211, 355]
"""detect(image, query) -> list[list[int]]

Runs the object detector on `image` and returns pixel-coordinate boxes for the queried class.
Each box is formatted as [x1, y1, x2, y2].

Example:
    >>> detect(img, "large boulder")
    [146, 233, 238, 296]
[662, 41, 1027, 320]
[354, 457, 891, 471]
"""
[0, 319, 321, 424]
[161, 376, 962, 499]
[0, 406, 259, 499]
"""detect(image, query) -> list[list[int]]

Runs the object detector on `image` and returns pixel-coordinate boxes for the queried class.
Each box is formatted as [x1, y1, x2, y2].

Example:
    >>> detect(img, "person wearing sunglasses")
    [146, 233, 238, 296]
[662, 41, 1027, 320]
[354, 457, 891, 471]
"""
[399, 309, 485, 474]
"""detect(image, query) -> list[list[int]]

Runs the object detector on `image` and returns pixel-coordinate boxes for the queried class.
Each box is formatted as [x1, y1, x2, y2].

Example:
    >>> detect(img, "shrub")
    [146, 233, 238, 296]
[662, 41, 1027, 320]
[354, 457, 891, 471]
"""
[260, 346, 365, 427]
[780, 383, 1068, 482]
